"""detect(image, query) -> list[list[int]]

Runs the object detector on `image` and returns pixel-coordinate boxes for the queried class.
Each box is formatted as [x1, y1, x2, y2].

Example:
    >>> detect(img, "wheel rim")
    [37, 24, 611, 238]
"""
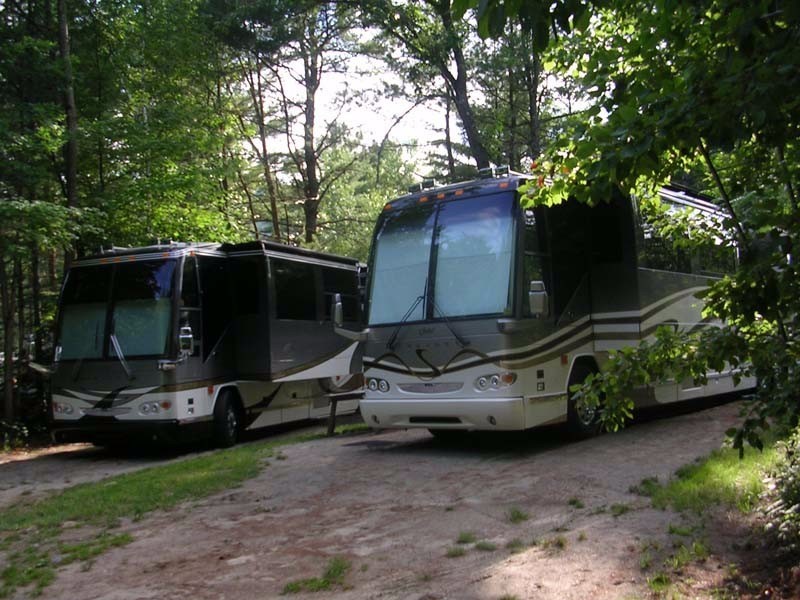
[226, 406, 238, 438]
[575, 399, 597, 427]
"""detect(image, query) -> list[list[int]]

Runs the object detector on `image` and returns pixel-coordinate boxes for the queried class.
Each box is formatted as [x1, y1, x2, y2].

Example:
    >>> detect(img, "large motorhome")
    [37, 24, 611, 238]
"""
[340, 169, 751, 438]
[50, 241, 363, 446]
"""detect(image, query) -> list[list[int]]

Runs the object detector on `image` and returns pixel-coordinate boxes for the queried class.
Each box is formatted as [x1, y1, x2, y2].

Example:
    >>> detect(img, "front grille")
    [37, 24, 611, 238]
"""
[409, 416, 462, 424]
[398, 382, 463, 394]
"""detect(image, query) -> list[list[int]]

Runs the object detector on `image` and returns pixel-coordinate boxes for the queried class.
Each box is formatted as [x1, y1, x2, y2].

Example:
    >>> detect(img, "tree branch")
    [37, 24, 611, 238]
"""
[698, 139, 748, 245]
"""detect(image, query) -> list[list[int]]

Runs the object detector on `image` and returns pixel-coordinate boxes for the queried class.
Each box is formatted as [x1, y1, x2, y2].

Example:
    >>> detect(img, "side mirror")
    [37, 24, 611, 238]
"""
[332, 293, 344, 329]
[179, 325, 194, 357]
[331, 292, 370, 342]
[528, 280, 549, 318]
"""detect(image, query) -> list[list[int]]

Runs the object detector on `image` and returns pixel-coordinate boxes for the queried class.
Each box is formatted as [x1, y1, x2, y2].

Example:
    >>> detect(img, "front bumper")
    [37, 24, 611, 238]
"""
[359, 396, 526, 431]
[50, 415, 212, 444]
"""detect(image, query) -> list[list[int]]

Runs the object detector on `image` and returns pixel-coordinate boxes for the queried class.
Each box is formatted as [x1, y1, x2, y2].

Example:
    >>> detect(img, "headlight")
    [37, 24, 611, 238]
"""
[378, 379, 390, 393]
[367, 378, 379, 391]
[475, 372, 516, 391]
[139, 402, 161, 415]
[53, 402, 73, 415]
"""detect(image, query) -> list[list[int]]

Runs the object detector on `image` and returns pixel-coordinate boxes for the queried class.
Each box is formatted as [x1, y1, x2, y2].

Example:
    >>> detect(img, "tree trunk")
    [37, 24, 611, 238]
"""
[300, 18, 322, 244]
[439, 5, 490, 170]
[48, 249, 58, 290]
[1, 259, 15, 421]
[30, 244, 43, 362]
[507, 64, 519, 170]
[58, 0, 78, 270]
[15, 258, 25, 360]
[444, 95, 456, 179]
[523, 41, 541, 161]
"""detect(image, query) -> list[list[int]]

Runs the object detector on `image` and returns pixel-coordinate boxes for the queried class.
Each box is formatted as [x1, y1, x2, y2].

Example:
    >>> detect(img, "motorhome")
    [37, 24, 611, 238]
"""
[50, 241, 363, 446]
[340, 168, 750, 438]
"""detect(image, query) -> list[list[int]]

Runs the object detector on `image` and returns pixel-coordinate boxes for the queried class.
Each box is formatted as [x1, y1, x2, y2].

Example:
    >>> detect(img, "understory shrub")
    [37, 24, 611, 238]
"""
[763, 427, 800, 555]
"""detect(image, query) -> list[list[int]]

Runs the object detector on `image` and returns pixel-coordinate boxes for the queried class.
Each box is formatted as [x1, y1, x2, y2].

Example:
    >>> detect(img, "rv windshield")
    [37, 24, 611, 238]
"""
[59, 259, 177, 360]
[368, 191, 516, 325]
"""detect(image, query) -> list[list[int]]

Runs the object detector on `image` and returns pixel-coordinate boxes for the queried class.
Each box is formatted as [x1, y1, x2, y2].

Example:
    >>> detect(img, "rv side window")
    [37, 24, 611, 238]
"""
[690, 245, 736, 276]
[272, 258, 317, 320]
[198, 256, 230, 359]
[322, 267, 358, 322]
[523, 208, 551, 317]
[181, 257, 200, 307]
[230, 256, 262, 316]
[638, 223, 691, 273]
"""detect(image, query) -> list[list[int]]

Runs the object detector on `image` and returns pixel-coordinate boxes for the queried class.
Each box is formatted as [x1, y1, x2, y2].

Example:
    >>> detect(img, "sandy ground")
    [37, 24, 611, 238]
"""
[1, 402, 754, 599]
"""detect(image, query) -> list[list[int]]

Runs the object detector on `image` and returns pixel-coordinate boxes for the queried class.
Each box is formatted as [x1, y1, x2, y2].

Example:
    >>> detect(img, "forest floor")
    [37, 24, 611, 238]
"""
[0, 401, 793, 599]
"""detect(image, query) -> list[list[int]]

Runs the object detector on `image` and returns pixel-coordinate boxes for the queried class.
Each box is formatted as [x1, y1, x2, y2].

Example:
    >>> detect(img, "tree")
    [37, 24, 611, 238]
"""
[308, 141, 415, 261]
[455, 0, 800, 448]
[362, 0, 491, 170]
[269, 3, 363, 243]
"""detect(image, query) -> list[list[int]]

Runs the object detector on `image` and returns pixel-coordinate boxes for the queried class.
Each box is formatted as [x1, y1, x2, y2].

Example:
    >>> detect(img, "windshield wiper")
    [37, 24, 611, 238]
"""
[430, 298, 470, 348]
[387, 279, 428, 350]
[109, 317, 133, 380]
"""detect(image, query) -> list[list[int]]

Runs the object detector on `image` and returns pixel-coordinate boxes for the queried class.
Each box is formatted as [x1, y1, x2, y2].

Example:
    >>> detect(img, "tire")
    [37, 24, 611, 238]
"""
[567, 363, 601, 439]
[213, 390, 240, 448]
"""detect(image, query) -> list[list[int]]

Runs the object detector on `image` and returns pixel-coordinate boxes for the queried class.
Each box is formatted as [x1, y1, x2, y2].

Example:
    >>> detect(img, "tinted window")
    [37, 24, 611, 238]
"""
[198, 256, 231, 359]
[639, 226, 692, 272]
[181, 256, 200, 307]
[322, 266, 358, 322]
[230, 256, 262, 316]
[111, 260, 176, 357]
[272, 258, 317, 320]
[433, 194, 516, 318]
[59, 266, 112, 360]
[368, 204, 436, 324]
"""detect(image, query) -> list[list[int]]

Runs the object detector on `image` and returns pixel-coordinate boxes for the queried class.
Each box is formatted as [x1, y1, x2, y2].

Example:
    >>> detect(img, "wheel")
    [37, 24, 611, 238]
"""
[213, 391, 240, 448]
[567, 364, 601, 439]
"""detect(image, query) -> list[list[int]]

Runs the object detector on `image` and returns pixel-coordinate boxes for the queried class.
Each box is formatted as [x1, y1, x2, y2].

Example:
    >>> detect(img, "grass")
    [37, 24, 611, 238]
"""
[506, 507, 529, 524]
[456, 531, 477, 544]
[667, 523, 694, 537]
[446, 546, 467, 558]
[0, 427, 364, 598]
[647, 572, 671, 593]
[647, 442, 779, 514]
[475, 540, 497, 552]
[282, 556, 351, 594]
[568, 497, 585, 509]
[610, 503, 631, 517]
[505, 538, 526, 553]
[629, 476, 661, 497]
[542, 535, 567, 552]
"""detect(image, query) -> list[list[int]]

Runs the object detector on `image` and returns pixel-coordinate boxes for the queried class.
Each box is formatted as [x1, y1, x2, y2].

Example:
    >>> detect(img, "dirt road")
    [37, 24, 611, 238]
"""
[4, 402, 747, 599]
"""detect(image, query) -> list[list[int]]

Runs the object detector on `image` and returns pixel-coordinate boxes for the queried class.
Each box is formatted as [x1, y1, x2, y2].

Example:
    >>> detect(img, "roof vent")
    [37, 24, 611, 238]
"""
[478, 165, 510, 179]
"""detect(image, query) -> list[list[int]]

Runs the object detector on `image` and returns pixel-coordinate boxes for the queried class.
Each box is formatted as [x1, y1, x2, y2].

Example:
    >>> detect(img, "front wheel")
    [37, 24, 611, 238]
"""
[567, 364, 601, 439]
[213, 391, 240, 448]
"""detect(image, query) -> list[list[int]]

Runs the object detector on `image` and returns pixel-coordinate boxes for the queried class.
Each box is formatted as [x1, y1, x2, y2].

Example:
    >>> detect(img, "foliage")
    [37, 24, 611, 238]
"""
[763, 428, 800, 556]
[307, 142, 415, 261]
[641, 439, 778, 514]
[455, 0, 800, 452]
[282, 556, 351, 593]
[0, 419, 28, 452]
